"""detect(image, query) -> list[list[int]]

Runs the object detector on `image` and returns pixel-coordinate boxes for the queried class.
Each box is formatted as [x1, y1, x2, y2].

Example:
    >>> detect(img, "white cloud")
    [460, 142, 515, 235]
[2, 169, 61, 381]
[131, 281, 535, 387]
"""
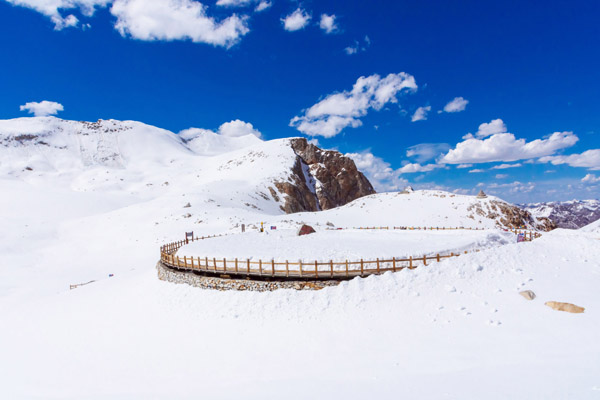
[443, 96, 469, 113]
[475, 118, 506, 138]
[217, 119, 262, 138]
[411, 106, 431, 122]
[290, 72, 417, 138]
[405, 142, 450, 163]
[282, 8, 310, 31]
[346, 151, 407, 192]
[495, 174, 508, 179]
[440, 131, 578, 164]
[5, 0, 109, 29]
[491, 163, 522, 169]
[19, 100, 64, 117]
[111, 0, 249, 48]
[486, 181, 535, 194]
[345, 35, 370, 55]
[319, 14, 338, 34]
[398, 163, 443, 173]
[254, 0, 270, 12]
[539, 149, 600, 170]
[581, 174, 600, 184]
[179, 119, 262, 140]
[469, 169, 485, 173]
[8, 0, 251, 47]
[456, 164, 472, 169]
[216, 0, 251, 6]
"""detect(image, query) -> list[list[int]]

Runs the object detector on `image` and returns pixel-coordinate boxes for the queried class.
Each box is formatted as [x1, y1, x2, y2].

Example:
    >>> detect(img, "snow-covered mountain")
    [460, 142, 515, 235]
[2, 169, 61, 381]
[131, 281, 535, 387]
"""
[521, 200, 600, 229]
[0, 117, 374, 215]
[0, 116, 553, 232]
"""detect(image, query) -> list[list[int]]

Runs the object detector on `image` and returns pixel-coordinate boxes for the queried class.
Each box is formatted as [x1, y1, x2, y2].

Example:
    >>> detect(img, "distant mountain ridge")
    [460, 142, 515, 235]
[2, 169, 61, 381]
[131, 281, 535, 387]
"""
[521, 200, 600, 229]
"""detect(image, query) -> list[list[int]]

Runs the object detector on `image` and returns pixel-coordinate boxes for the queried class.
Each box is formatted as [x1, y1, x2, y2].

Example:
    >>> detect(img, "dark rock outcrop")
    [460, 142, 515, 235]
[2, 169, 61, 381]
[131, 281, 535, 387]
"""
[298, 224, 316, 236]
[273, 138, 375, 214]
[467, 199, 556, 231]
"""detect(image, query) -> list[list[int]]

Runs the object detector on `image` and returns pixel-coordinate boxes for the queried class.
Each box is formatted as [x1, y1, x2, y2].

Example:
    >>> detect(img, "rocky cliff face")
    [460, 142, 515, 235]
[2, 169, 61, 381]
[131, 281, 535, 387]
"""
[521, 200, 600, 229]
[272, 138, 376, 213]
[467, 199, 556, 231]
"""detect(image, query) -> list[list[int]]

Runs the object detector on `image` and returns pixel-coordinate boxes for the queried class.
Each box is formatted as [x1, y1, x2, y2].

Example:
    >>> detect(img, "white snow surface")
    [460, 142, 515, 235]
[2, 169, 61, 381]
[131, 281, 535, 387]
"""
[177, 229, 514, 265]
[1, 117, 599, 399]
[581, 218, 600, 233]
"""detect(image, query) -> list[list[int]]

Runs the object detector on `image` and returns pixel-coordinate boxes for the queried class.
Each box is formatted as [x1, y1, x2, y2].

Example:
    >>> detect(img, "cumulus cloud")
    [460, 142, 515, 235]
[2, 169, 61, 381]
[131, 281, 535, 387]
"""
[486, 181, 535, 194]
[443, 96, 469, 113]
[398, 163, 443, 173]
[476, 118, 506, 138]
[111, 0, 249, 47]
[319, 14, 338, 34]
[495, 174, 508, 179]
[491, 163, 522, 169]
[7, 0, 251, 47]
[456, 164, 472, 169]
[345, 35, 370, 55]
[5, 0, 108, 29]
[217, 119, 262, 137]
[346, 151, 407, 192]
[405, 142, 450, 163]
[411, 106, 431, 122]
[581, 174, 600, 184]
[282, 8, 310, 31]
[290, 72, 417, 138]
[440, 131, 578, 164]
[19, 100, 64, 117]
[468, 169, 485, 173]
[179, 119, 262, 140]
[254, 0, 270, 12]
[539, 149, 600, 170]
[215, 0, 252, 6]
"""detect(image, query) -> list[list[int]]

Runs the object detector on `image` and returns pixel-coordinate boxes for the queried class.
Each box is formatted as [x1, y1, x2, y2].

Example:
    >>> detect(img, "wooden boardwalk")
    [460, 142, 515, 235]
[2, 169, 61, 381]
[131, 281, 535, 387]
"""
[159, 227, 540, 280]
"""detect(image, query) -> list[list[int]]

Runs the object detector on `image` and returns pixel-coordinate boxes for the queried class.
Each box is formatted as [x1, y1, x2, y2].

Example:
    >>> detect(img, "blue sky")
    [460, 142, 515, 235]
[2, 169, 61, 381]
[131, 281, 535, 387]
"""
[1, 0, 599, 203]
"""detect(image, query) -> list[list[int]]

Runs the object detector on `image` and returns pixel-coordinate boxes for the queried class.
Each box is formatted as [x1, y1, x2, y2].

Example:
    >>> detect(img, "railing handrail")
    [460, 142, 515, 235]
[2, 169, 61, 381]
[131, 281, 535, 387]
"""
[158, 226, 541, 280]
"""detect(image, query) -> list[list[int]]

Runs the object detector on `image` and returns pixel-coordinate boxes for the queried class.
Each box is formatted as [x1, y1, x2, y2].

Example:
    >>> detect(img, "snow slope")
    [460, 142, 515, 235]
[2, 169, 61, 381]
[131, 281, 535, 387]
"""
[1, 117, 599, 399]
[580, 218, 600, 233]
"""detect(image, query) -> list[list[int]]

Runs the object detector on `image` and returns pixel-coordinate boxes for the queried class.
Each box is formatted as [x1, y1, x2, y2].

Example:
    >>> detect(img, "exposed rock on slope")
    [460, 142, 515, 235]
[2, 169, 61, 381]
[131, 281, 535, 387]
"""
[467, 199, 555, 231]
[521, 200, 600, 229]
[273, 138, 375, 213]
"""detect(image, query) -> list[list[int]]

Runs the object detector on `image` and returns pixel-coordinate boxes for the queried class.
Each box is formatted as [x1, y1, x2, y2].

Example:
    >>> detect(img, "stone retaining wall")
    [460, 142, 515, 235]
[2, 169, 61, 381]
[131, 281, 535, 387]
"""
[157, 262, 341, 292]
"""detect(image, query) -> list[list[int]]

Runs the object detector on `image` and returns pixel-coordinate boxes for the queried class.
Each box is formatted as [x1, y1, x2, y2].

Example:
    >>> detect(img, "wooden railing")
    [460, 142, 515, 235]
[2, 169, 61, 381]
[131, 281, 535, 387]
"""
[159, 227, 541, 280]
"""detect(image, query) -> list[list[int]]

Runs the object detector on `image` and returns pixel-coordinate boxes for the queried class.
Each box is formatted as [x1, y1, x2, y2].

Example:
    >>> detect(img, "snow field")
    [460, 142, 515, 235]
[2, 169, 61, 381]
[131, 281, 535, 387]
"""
[176, 229, 515, 271]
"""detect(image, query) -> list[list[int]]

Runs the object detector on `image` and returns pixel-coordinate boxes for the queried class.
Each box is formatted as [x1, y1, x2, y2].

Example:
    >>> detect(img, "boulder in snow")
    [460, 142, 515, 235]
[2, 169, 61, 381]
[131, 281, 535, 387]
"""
[545, 301, 584, 314]
[519, 290, 536, 300]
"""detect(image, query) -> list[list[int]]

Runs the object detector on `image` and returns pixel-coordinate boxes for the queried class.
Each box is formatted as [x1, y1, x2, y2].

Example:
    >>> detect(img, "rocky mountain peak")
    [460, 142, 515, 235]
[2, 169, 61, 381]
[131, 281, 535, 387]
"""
[272, 138, 376, 213]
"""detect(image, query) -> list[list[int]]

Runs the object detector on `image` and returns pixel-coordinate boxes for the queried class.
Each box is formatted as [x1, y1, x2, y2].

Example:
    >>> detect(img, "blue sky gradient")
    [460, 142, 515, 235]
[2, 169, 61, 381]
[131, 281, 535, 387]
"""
[1, 0, 598, 202]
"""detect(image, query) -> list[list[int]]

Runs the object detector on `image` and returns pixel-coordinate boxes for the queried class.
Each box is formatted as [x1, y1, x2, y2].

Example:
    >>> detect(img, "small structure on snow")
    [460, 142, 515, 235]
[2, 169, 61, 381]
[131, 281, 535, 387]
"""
[476, 190, 487, 199]
[401, 186, 414, 194]
[298, 224, 316, 236]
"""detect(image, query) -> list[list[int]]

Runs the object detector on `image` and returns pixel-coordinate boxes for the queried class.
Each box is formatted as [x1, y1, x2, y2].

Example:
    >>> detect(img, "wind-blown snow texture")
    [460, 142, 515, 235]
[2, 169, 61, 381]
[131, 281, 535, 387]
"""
[1, 117, 599, 399]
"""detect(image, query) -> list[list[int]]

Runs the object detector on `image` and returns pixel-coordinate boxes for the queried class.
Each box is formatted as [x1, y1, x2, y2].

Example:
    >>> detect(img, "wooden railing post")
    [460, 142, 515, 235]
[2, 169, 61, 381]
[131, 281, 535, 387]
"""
[392, 257, 396, 272]
[286, 260, 289, 277]
[330, 260, 333, 278]
[345, 260, 349, 277]
[223, 258, 227, 272]
[271, 259, 275, 276]
[299, 260, 303, 277]
[315, 261, 319, 279]
[409, 256, 413, 269]
[247, 259, 250, 274]
[423, 255, 427, 266]
[360, 259, 364, 276]
[376, 258, 380, 274]
[259, 260, 262, 275]
[436, 253, 440, 262]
